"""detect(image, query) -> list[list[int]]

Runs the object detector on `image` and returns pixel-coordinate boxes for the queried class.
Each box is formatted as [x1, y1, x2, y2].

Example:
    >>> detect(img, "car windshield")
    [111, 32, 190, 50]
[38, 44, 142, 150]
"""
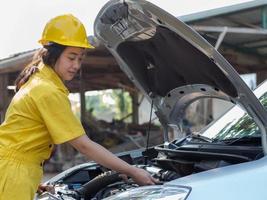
[201, 91, 267, 142]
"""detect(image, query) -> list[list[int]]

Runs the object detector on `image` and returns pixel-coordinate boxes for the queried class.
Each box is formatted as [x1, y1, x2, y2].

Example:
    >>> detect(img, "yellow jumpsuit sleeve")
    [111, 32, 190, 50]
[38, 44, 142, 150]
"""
[35, 89, 85, 144]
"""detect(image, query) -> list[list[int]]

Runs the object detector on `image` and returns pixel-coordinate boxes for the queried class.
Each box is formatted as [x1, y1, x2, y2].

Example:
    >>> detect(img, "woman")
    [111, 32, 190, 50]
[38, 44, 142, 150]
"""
[0, 14, 157, 200]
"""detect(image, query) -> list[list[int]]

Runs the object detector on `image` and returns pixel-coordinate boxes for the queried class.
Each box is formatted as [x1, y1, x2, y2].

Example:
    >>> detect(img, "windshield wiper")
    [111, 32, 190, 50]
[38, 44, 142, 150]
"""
[213, 136, 261, 145]
[190, 134, 213, 143]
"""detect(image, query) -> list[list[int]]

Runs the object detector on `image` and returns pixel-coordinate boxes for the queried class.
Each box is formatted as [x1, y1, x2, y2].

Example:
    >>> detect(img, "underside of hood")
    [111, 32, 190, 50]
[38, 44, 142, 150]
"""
[116, 25, 237, 98]
[94, 0, 267, 152]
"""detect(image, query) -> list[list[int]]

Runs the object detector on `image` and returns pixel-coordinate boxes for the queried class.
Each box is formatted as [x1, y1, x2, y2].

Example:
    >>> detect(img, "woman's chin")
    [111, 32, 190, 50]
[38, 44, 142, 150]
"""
[64, 75, 75, 81]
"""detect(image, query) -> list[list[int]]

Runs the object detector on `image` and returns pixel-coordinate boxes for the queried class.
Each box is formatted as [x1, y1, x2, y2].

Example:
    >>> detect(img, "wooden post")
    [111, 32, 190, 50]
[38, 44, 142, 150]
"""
[202, 98, 213, 125]
[80, 90, 86, 123]
[0, 74, 9, 123]
[195, 98, 213, 130]
[131, 91, 139, 124]
[80, 66, 86, 123]
[257, 71, 267, 85]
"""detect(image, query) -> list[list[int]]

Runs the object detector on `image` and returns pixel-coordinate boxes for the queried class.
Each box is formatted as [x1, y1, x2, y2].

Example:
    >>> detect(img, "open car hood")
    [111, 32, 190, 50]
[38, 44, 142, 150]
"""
[94, 0, 267, 151]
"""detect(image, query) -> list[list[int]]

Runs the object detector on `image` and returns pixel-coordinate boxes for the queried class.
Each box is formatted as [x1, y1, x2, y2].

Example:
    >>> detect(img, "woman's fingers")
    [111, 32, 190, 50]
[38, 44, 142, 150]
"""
[129, 167, 159, 186]
[37, 184, 55, 194]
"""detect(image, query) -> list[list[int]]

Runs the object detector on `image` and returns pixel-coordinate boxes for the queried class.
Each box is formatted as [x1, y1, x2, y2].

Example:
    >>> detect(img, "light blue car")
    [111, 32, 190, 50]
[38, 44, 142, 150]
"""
[37, 0, 267, 199]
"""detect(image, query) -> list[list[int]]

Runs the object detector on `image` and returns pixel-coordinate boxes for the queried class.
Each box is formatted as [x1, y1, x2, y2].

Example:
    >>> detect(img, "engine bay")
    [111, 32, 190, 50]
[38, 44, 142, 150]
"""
[37, 136, 262, 200]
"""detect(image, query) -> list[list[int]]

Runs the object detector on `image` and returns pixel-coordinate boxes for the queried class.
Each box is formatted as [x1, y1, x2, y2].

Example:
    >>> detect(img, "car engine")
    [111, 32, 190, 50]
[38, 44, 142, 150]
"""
[37, 136, 261, 200]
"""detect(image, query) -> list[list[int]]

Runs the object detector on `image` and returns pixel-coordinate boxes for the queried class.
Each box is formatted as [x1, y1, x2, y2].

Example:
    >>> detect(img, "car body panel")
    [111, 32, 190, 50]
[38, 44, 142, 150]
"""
[167, 156, 267, 200]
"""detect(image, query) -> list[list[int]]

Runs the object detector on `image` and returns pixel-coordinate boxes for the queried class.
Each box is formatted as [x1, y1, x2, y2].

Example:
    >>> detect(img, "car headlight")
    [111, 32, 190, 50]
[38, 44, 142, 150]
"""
[103, 185, 191, 200]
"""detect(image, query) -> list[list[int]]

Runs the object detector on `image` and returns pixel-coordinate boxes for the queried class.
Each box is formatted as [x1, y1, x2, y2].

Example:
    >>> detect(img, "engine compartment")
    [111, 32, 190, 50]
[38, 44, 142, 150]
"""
[37, 137, 262, 200]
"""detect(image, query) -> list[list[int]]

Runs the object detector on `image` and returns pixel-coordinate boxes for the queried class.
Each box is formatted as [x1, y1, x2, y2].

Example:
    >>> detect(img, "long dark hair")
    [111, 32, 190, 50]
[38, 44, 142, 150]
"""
[15, 43, 66, 92]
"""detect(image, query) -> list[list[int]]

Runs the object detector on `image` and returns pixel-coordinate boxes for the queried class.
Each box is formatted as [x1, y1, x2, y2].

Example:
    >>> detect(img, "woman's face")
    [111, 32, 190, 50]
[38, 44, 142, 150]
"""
[54, 46, 85, 81]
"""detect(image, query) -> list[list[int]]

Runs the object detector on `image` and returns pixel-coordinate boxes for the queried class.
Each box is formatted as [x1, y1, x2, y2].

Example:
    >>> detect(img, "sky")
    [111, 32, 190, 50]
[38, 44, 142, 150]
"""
[0, 0, 251, 59]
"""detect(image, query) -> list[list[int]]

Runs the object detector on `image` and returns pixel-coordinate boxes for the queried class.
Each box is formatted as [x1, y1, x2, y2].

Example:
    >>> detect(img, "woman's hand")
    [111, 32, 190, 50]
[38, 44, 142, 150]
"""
[37, 184, 55, 195]
[128, 167, 159, 186]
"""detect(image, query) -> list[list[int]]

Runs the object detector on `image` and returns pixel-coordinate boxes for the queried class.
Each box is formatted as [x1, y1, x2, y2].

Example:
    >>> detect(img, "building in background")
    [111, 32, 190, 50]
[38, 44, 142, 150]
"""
[1, 0, 267, 169]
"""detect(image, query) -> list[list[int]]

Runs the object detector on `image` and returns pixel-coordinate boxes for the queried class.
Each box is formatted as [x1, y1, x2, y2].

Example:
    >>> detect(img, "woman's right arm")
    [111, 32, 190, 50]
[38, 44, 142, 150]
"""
[68, 134, 158, 186]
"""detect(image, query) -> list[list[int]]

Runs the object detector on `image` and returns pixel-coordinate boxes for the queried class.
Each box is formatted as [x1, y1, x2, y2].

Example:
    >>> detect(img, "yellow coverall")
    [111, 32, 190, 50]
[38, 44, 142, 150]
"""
[0, 64, 85, 199]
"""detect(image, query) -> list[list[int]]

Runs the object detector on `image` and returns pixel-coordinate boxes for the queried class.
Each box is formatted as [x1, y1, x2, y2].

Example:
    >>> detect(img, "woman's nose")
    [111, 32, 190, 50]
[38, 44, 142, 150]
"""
[73, 59, 81, 70]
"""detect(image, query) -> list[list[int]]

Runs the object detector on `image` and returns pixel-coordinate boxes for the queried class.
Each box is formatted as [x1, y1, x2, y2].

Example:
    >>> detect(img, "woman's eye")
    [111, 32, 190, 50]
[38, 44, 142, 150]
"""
[68, 57, 75, 61]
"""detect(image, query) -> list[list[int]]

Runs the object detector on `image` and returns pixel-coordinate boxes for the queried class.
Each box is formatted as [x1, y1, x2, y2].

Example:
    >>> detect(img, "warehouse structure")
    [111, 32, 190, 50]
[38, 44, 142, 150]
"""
[1, 0, 267, 124]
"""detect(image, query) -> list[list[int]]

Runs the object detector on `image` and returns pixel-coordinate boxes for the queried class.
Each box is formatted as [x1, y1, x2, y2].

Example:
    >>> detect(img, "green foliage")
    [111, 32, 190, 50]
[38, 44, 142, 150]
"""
[85, 94, 110, 117]
[85, 89, 132, 122]
[111, 90, 132, 121]
[213, 92, 267, 141]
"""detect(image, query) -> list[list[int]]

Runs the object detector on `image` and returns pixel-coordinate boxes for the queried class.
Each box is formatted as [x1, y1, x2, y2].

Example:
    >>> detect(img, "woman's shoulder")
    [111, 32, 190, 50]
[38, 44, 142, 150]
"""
[28, 77, 59, 99]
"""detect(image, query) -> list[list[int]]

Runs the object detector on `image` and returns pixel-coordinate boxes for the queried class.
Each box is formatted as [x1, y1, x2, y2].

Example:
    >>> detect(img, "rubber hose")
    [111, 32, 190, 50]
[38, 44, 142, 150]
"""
[75, 171, 123, 199]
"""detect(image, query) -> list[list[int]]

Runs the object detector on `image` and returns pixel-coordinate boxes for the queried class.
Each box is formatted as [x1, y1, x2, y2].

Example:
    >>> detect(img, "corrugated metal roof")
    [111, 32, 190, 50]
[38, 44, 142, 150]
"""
[176, 0, 267, 74]
[179, 0, 267, 23]
[0, 50, 36, 74]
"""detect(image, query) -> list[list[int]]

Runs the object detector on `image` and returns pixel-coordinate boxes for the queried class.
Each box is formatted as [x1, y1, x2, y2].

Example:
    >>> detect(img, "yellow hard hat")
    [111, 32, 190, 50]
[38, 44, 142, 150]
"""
[38, 14, 94, 49]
